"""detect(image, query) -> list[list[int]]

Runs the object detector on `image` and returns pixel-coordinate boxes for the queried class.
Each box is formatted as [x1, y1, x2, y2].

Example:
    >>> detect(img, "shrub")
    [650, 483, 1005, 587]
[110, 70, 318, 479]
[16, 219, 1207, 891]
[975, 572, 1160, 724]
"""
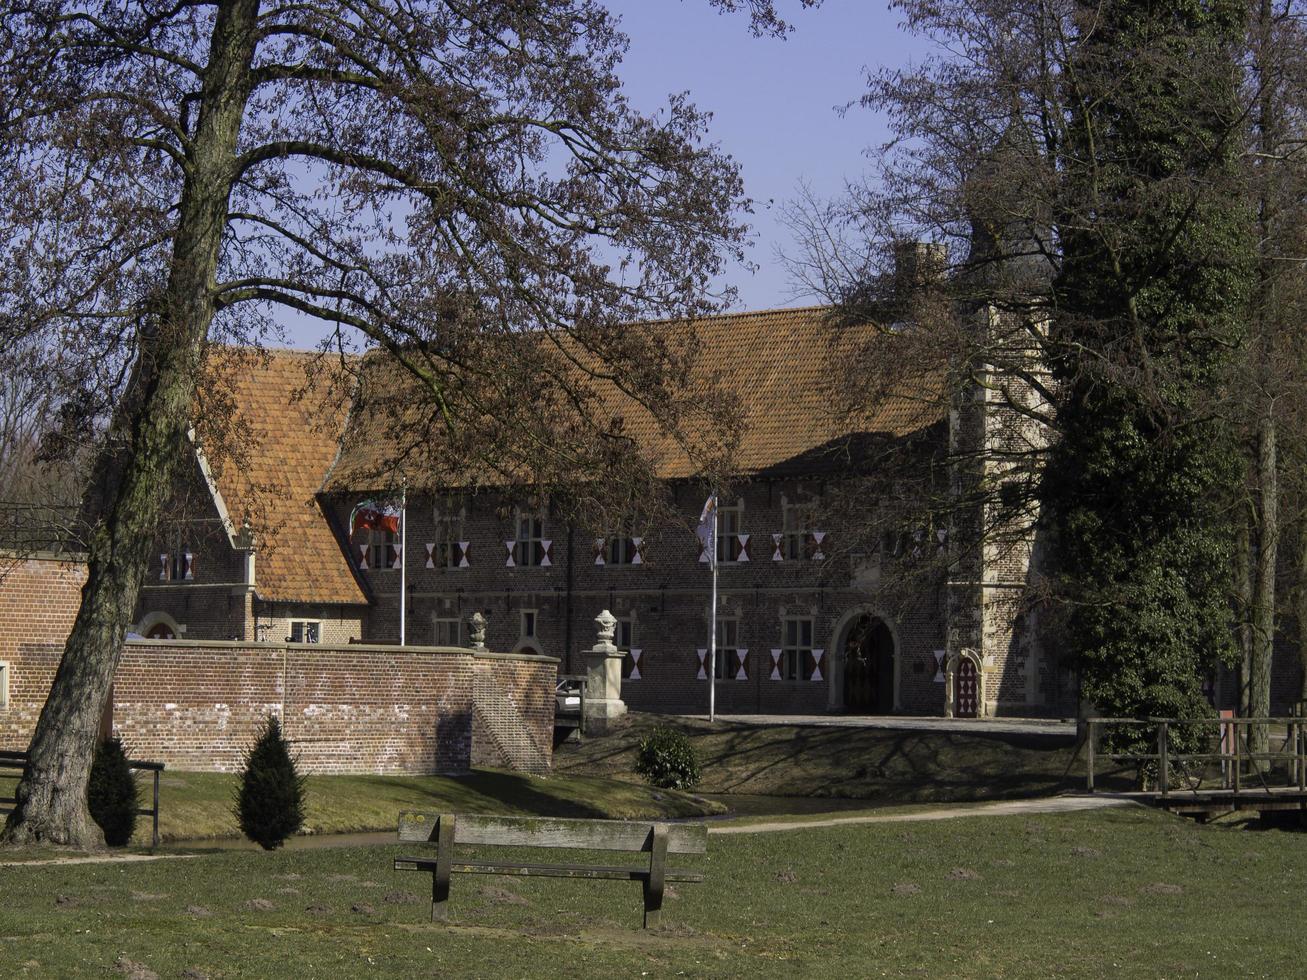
[88, 736, 138, 847]
[634, 727, 701, 790]
[234, 715, 306, 850]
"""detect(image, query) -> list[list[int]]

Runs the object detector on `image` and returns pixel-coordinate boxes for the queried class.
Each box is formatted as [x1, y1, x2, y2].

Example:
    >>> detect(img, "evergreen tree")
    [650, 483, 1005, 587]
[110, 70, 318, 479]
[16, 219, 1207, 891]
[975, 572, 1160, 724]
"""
[87, 737, 138, 847]
[1047, 0, 1254, 748]
[235, 715, 305, 851]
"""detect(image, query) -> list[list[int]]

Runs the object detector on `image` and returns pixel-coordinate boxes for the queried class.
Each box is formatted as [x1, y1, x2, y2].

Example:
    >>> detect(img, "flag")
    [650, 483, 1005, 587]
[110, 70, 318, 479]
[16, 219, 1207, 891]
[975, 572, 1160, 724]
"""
[350, 498, 401, 536]
[696, 493, 718, 566]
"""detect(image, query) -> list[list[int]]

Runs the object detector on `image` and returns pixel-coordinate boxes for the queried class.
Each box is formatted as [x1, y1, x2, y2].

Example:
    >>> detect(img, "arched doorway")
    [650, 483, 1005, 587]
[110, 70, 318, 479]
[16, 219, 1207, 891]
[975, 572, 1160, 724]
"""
[844, 615, 895, 713]
[145, 622, 176, 639]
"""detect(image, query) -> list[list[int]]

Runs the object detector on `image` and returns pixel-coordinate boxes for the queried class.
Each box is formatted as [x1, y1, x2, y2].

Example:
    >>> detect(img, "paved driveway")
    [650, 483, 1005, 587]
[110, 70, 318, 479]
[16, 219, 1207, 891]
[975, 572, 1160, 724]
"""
[688, 713, 1077, 737]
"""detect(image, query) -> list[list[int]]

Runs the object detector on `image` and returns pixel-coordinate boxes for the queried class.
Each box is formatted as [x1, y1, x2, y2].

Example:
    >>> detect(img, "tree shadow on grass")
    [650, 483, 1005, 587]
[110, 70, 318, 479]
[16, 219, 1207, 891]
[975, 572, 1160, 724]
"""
[357, 771, 612, 819]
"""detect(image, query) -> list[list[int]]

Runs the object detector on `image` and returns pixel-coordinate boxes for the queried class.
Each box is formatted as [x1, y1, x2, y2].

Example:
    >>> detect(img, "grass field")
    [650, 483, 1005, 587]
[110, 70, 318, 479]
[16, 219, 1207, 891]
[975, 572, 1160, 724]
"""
[556, 713, 1092, 802]
[1, 806, 1302, 977]
[0, 768, 723, 846]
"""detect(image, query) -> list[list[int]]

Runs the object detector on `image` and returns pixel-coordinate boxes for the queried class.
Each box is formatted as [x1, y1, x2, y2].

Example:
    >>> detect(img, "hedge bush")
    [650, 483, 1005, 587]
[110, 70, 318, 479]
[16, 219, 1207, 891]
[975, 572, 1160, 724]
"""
[634, 727, 701, 790]
[234, 715, 306, 850]
[88, 736, 138, 847]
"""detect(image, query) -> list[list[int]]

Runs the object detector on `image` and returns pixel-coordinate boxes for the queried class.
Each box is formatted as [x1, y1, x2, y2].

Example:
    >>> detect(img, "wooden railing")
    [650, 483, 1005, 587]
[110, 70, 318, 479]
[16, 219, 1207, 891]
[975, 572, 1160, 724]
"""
[0, 749, 165, 848]
[1085, 715, 1307, 797]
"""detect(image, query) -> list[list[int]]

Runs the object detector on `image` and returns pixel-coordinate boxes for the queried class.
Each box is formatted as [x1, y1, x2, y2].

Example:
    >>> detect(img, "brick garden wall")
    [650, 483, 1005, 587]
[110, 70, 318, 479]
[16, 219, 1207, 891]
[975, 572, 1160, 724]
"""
[1, 557, 557, 773]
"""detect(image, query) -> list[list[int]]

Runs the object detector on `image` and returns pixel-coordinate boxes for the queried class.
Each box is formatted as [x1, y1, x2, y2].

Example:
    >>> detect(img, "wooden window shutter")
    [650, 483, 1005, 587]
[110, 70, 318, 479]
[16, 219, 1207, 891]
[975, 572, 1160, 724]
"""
[734, 648, 749, 681]
[593, 537, 606, 565]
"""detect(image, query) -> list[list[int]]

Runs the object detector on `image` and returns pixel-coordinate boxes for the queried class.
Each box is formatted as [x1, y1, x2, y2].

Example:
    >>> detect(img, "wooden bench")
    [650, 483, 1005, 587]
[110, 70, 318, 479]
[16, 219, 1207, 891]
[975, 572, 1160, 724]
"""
[392, 811, 707, 928]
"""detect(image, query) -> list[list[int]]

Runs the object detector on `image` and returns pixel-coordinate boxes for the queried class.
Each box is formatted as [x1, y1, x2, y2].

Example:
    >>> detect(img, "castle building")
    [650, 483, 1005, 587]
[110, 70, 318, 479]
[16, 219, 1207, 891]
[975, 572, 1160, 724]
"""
[132, 301, 1071, 719]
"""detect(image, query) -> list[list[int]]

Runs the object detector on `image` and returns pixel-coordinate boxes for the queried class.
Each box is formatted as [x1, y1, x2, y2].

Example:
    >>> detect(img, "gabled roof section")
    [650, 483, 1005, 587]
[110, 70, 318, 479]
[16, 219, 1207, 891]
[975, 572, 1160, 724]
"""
[200, 348, 366, 605]
[322, 306, 944, 490]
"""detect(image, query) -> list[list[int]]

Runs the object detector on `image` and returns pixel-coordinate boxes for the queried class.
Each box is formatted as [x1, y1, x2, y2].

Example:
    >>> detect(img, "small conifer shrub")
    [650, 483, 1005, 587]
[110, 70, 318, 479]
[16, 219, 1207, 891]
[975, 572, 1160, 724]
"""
[235, 714, 306, 850]
[634, 726, 701, 790]
[88, 736, 138, 847]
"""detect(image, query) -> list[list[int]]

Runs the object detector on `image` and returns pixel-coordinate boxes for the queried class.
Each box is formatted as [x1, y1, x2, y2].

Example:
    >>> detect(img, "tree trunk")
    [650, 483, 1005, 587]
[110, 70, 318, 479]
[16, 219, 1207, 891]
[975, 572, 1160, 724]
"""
[1235, 509, 1254, 718]
[0, 0, 261, 848]
[1298, 518, 1307, 706]
[1250, 408, 1277, 765]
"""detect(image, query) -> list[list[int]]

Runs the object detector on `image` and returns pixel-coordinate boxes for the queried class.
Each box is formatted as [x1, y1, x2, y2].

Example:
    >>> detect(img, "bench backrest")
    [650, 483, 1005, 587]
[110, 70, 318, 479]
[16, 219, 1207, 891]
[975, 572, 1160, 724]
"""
[397, 811, 707, 855]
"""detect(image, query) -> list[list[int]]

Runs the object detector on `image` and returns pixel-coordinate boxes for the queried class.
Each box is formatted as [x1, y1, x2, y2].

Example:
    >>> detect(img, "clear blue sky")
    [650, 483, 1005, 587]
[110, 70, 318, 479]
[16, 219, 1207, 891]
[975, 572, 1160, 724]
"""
[280, 1, 922, 346]
[608, 0, 921, 312]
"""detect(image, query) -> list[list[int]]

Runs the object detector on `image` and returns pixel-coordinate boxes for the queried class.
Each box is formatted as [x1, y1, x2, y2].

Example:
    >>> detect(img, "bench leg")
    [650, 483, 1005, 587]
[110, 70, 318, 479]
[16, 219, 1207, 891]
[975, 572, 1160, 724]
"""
[643, 824, 669, 929]
[431, 813, 455, 922]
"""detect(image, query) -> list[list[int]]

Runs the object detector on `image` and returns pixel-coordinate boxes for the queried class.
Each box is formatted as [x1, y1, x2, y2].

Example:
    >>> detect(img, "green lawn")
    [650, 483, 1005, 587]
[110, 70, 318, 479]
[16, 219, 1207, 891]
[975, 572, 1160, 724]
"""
[1, 807, 1303, 977]
[0, 768, 723, 846]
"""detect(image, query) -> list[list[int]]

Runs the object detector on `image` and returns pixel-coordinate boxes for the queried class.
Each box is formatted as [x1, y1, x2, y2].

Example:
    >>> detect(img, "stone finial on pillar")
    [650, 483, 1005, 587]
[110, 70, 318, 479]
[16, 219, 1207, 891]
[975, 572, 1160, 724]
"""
[583, 609, 627, 733]
[595, 609, 618, 650]
[468, 611, 487, 651]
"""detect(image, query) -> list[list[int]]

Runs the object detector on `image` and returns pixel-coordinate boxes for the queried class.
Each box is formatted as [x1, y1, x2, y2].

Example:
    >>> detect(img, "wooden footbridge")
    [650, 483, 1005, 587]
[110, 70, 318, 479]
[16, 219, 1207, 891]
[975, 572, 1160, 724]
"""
[1085, 715, 1307, 818]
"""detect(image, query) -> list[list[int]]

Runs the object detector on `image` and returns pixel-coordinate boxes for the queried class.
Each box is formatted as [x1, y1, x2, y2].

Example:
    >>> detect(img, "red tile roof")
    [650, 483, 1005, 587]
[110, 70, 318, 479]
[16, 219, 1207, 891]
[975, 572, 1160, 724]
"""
[202, 349, 367, 605]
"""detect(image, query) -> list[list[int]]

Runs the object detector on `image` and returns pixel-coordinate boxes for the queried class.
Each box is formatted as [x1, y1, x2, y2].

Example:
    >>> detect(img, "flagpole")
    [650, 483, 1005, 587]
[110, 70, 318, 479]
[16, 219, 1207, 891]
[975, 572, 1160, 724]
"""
[709, 499, 718, 723]
[399, 483, 407, 647]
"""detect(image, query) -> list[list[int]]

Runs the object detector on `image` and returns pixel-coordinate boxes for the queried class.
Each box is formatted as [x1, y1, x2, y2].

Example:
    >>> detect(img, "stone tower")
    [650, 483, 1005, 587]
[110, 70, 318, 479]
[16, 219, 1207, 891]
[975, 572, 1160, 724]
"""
[944, 122, 1058, 717]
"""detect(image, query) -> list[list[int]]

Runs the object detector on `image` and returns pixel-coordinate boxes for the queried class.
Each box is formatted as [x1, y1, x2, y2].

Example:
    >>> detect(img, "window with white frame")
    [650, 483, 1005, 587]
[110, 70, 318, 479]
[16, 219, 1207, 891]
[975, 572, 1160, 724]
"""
[782, 498, 815, 560]
[716, 501, 743, 563]
[433, 616, 461, 646]
[159, 526, 195, 581]
[713, 617, 739, 680]
[607, 530, 640, 565]
[0, 661, 8, 708]
[289, 620, 321, 644]
[432, 496, 466, 569]
[512, 512, 547, 567]
[368, 527, 398, 570]
[781, 617, 814, 681]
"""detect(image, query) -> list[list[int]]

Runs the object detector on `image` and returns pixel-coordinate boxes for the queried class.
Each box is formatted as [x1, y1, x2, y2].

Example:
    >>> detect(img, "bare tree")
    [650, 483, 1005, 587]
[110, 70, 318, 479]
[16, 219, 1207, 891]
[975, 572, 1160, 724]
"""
[0, 0, 814, 848]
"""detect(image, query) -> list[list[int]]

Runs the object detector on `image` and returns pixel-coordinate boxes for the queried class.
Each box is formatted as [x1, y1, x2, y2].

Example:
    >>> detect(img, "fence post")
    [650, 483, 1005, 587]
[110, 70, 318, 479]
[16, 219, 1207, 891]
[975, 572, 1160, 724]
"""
[1086, 720, 1096, 794]
[1233, 721, 1242, 793]
[1299, 711, 1306, 792]
[1158, 722, 1169, 797]
[152, 770, 160, 851]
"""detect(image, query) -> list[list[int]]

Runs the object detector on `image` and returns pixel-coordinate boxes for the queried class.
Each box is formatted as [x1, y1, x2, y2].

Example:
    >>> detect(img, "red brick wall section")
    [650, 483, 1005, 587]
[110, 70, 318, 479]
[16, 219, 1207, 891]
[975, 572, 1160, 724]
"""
[470, 653, 557, 772]
[1, 559, 557, 773]
[0, 557, 87, 751]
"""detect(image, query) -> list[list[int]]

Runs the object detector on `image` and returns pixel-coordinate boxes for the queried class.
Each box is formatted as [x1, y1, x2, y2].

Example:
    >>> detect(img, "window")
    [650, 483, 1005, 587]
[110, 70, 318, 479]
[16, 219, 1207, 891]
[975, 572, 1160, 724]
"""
[782, 498, 813, 560]
[520, 609, 537, 639]
[434, 617, 461, 646]
[159, 526, 194, 581]
[713, 617, 739, 680]
[368, 527, 398, 570]
[511, 513, 548, 567]
[781, 617, 814, 681]
[289, 620, 320, 644]
[617, 616, 639, 679]
[717, 502, 743, 563]
[608, 534, 639, 565]
[432, 497, 466, 569]
[0, 662, 7, 708]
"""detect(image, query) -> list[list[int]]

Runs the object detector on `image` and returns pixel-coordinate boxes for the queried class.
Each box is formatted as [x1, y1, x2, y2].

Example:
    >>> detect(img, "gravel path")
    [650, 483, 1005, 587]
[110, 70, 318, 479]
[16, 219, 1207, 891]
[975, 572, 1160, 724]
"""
[711, 794, 1136, 835]
[689, 713, 1076, 737]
